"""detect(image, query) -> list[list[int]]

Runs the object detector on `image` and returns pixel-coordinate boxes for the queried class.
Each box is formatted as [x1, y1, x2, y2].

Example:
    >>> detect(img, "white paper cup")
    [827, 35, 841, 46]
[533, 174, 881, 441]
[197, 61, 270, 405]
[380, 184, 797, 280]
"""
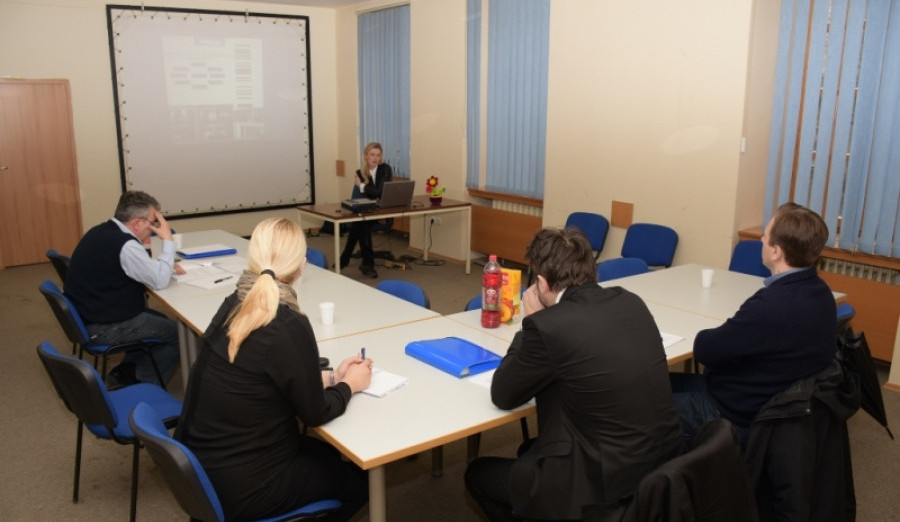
[701, 268, 714, 288]
[172, 233, 183, 249]
[319, 301, 335, 325]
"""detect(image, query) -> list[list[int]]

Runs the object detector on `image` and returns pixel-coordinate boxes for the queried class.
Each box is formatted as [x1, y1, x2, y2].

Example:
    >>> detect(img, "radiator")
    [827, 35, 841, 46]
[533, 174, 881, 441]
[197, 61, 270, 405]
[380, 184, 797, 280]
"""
[492, 199, 543, 217]
[818, 258, 900, 285]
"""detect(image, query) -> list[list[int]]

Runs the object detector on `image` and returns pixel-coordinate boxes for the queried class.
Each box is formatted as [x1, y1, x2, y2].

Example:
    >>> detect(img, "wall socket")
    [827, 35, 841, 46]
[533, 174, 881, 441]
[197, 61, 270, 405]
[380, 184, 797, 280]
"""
[431, 217, 442, 226]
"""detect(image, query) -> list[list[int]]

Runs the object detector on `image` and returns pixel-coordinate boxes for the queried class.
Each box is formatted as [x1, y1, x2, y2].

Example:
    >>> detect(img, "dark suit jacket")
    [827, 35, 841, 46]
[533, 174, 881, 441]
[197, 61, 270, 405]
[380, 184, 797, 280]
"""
[492, 283, 684, 520]
[696, 267, 837, 429]
[355, 163, 393, 199]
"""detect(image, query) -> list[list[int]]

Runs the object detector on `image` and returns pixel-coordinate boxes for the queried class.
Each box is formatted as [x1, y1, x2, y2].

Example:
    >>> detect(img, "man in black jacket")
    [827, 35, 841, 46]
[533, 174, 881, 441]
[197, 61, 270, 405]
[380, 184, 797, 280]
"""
[465, 227, 684, 521]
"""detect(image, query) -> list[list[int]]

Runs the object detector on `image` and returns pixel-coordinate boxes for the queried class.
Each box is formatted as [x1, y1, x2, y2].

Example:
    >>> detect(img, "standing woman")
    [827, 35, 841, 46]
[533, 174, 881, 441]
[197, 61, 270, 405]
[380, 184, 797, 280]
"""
[176, 218, 371, 522]
[340, 142, 393, 278]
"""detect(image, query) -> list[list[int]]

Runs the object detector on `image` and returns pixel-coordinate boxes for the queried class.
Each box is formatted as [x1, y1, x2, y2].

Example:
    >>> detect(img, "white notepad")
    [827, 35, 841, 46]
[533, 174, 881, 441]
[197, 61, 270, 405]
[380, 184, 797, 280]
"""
[361, 367, 408, 398]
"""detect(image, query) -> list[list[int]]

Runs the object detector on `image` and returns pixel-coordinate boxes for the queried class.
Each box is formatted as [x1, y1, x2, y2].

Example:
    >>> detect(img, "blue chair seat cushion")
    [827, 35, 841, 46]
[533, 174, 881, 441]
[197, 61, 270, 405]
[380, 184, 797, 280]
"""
[83, 337, 164, 357]
[87, 383, 182, 439]
[256, 499, 342, 522]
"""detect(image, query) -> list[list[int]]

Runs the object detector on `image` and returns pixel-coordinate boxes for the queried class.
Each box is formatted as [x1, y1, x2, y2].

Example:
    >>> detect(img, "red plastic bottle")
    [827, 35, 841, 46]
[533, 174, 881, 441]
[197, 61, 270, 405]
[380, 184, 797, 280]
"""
[481, 254, 502, 328]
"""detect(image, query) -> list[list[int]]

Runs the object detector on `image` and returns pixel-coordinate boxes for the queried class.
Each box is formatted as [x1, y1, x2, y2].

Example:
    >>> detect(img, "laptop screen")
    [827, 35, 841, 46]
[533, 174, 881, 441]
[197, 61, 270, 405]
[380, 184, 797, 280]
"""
[378, 180, 416, 208]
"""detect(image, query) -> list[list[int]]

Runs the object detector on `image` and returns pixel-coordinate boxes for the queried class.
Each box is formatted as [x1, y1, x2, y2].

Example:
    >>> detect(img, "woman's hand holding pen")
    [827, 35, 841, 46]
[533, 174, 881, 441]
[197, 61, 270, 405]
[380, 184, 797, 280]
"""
[337, 354, 373, 394]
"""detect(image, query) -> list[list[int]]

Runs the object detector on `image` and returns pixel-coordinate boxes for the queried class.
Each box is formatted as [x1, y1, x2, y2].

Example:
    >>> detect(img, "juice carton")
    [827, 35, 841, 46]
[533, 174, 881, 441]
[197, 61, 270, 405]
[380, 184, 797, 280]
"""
[500, 268, 521, 324]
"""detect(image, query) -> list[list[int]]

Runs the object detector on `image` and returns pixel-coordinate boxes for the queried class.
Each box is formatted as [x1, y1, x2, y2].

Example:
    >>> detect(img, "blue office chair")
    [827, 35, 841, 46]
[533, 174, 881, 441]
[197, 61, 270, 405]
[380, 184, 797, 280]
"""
[621, 223, 679, 268]
[46, 248, 71, 283]
[306, 247, 327, 269]
[465, 295, 482, 311]
[129, 403, 340, 522]
[597, 257, 650, 282]
[38, 280, 166, 387]
[376, 280, 431, 309]
[728, 240, 771, 277]
[37, 342, 182, 522]
[836, 302, 856, 334]
[565, 212, 610, 261]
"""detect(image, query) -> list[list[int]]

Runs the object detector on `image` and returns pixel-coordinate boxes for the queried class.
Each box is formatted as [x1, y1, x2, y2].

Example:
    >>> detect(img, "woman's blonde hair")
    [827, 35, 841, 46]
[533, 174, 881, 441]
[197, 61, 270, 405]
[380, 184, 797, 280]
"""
[227, 218, 307, 362]
[358, 142, 383, 183]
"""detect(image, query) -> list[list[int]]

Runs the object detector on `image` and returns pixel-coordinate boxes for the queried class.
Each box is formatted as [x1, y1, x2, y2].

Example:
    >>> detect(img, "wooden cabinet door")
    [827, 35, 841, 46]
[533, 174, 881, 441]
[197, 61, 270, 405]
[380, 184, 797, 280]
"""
[0, 79, 82, 268]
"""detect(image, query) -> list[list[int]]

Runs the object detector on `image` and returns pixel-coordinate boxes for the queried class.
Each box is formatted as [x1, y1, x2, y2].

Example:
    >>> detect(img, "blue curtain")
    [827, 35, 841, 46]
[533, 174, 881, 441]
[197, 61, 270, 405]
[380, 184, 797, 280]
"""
[467, 0, 549, 199]
[765, 0, 900, 257]
[358, 6, 411, 177]
[466, 0, 482, 190]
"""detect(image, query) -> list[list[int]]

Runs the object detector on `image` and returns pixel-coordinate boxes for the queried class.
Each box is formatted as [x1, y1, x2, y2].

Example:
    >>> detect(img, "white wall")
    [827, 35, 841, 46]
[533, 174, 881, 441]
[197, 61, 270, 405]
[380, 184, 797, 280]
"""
[2, 0, 779, 266]
[0, 0, 340, 237]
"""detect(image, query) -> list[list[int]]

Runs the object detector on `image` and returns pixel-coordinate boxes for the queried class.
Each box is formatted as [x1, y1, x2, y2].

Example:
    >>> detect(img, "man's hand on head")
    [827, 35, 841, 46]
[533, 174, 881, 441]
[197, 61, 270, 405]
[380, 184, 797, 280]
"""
[149, 208, 174, 241]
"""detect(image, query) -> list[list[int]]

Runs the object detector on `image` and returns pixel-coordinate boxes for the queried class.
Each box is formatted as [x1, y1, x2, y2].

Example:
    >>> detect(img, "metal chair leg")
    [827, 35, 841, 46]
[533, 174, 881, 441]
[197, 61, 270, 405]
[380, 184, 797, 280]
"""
[129, 443, 140, 522]
[73, 421, 83, 502]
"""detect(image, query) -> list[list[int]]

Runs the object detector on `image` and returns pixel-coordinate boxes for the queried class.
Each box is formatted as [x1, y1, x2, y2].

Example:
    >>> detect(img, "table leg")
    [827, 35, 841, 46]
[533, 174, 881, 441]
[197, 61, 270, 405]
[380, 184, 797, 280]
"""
[333, 226, 341, 274]
[422, 215, 430, 261]
[368, 465, 386, 522]
[465, 207, 472, 274]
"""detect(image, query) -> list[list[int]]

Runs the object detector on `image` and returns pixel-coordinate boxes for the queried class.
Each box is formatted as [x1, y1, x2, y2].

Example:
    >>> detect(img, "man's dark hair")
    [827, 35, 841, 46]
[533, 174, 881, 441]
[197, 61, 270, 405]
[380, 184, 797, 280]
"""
[114, 191, 160, 222]
[770, 202, 828, 267]
[526, 227, 598, 291]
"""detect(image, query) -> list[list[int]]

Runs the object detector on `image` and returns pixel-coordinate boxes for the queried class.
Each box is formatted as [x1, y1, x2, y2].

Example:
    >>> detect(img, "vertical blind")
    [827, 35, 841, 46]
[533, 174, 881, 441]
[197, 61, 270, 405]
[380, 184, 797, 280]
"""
[358, 5, 411, 177]
[765, 0, 900, 258]
[467, 0, 550, 199]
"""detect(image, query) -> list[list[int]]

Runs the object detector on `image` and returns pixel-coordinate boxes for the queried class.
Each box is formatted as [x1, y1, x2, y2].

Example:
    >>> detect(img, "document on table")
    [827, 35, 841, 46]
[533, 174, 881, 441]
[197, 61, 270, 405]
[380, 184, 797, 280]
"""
[361, 367, 408, 398]
[174, 259, 244, 289]
[661, 331, 684, 348]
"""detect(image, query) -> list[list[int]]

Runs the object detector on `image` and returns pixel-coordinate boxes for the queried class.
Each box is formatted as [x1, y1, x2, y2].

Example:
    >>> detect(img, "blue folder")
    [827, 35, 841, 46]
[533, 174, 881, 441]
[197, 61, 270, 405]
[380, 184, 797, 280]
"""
[176, 245, 238, 259]
[405, 337, 501, 378]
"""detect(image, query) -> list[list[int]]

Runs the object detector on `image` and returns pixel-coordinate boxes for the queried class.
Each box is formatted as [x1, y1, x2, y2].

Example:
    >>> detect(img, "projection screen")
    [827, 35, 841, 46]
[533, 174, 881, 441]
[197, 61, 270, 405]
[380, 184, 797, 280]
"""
[107, 5, 314, 217]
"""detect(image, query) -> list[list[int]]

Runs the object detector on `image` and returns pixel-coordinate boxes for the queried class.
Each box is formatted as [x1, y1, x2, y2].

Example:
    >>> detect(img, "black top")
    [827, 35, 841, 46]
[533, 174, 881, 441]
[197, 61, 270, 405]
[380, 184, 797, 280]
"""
[492, 283, 685, 519]
[175, 293, 351, 520]
[65, 220, 147, 323]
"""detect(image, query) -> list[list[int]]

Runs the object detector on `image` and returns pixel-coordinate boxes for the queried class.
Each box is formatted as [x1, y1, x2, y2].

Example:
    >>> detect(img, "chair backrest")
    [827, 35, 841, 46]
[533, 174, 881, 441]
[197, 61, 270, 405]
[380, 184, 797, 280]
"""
[377, 280, 430, 309]
[46, 248, 71, 283]
[596, 418, 758, 522]
[130, 402, 226, 522]
[306, 248, 327, 269]
[465, 294, 482, 311]
[36, 342, 118, 432]
[621, 223, 679, 268]
[565, 212, 610, 258]
[38, 279, 91, 347]
[728, 240, 771, 277]
[597, 257, 650, 282]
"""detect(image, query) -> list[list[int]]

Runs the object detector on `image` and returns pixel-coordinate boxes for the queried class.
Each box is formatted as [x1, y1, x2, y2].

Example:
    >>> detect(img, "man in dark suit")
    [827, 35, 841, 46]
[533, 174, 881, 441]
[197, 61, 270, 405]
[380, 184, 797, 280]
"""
[670, 202, 836, 441]
[340, 142, 392, 278]
[465, 227, 684, 521]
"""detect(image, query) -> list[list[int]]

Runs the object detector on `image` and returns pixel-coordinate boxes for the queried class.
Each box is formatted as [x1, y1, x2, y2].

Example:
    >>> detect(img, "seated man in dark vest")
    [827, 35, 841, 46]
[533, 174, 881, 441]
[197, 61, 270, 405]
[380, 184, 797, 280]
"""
[65, 190, 184, 386]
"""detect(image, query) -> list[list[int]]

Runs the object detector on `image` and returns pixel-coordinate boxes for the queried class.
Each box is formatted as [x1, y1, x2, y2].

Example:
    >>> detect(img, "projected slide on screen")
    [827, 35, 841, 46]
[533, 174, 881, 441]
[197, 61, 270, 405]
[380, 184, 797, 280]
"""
[107, 6, 314, 217]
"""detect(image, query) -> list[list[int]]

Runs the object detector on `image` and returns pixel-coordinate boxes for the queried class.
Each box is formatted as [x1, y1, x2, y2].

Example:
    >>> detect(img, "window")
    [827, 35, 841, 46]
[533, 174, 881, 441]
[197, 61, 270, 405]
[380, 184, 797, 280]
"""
[467, 0, 550, 199]
[358, 5, 411, 177]
[765, 0, 900, 258]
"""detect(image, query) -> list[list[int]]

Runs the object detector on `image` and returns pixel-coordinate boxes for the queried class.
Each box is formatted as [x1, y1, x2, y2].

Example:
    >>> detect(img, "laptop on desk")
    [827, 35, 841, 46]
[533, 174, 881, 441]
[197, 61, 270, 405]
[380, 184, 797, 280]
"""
[376, 180, 416, 208]
[340, 180, 416, 212]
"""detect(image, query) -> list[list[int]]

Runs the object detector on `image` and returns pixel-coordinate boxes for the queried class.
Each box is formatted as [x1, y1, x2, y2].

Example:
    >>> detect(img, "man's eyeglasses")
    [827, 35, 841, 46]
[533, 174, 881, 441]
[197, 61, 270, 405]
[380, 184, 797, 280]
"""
[140, 217, 160, 227]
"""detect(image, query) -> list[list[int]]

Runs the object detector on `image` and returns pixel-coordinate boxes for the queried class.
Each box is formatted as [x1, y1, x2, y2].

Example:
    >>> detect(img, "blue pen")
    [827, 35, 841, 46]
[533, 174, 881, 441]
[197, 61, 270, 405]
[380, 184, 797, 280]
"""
[361, 347, 366, 360]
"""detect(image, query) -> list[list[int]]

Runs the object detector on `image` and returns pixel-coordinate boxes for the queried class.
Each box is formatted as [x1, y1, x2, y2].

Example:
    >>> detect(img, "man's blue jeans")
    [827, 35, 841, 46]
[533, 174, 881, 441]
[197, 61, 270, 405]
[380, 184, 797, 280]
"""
[669, 373, 722, 439]
[86, 310, 180, 384]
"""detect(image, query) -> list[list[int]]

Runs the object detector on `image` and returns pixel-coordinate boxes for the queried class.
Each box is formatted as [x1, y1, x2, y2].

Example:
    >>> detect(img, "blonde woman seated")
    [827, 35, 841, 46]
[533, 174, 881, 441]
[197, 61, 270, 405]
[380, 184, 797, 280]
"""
[175, 218, 372, 522]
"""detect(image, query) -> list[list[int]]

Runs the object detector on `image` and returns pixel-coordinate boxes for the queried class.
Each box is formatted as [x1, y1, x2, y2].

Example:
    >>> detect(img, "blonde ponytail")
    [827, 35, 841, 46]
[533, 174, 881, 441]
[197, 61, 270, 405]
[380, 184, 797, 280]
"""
[226, 218, 307, 362]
